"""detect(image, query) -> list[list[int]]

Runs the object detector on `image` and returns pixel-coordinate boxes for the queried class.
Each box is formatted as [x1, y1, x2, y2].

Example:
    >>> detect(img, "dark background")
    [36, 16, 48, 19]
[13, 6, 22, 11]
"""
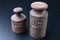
[0, 0, 60, 40]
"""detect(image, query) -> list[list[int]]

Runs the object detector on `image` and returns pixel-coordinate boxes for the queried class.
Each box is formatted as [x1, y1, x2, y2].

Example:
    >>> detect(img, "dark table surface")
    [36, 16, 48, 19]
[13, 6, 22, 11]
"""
[0, 0, 60, 40]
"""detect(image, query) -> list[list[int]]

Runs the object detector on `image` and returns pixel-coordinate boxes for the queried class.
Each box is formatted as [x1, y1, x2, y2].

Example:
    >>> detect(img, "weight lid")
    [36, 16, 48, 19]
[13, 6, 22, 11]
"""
[13, 7, 23, 13]
[31, 2, 48, 10]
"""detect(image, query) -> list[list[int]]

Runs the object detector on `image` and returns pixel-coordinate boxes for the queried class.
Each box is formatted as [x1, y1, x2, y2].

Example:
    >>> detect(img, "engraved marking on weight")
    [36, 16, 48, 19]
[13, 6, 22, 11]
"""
[32, 19, 43, 28]
[13, 22, 22, 27]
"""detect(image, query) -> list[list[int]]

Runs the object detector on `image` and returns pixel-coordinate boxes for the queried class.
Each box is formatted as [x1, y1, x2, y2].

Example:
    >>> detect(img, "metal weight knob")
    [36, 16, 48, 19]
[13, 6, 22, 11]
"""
[31, 2, 48, 10]
[13, 7, 23, 16]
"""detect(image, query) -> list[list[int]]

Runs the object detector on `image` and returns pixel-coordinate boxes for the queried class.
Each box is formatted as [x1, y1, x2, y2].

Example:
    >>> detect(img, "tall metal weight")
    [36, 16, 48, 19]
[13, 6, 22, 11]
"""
[30, 2, 48, 38]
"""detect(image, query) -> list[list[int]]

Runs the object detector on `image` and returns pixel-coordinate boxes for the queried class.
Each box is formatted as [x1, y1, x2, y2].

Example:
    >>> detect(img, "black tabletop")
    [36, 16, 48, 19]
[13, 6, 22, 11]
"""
[0, 0, 60, 40]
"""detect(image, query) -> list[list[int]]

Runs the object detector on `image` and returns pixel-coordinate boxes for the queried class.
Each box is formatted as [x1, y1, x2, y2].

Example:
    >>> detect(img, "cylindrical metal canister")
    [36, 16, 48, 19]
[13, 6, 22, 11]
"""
[30, 2, 48, 38]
